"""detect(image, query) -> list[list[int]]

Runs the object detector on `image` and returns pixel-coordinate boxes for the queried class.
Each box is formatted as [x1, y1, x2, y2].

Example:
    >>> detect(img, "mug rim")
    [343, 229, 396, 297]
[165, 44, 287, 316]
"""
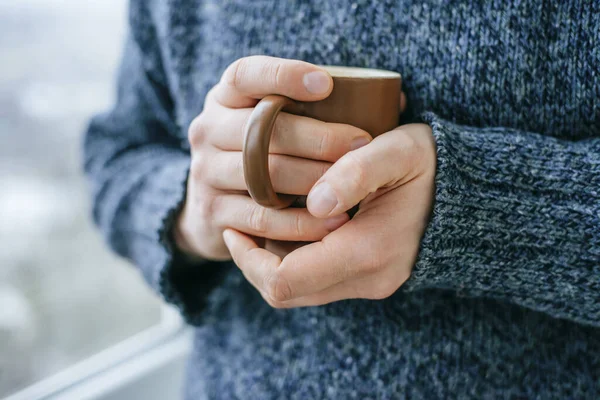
[319, 65, 401, 79]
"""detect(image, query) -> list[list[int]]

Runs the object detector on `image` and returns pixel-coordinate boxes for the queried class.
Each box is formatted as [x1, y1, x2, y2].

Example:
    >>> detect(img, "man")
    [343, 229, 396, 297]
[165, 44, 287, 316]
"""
[85, 1, 600, 398]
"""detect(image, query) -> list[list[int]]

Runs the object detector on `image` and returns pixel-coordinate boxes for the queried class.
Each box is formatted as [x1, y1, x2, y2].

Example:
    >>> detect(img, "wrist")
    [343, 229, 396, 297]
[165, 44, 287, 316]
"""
[172, 207, 206, 264]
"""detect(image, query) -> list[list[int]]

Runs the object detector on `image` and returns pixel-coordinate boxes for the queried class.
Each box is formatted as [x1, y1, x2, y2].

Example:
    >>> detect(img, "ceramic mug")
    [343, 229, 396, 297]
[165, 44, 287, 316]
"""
[243, 65, 402, 209]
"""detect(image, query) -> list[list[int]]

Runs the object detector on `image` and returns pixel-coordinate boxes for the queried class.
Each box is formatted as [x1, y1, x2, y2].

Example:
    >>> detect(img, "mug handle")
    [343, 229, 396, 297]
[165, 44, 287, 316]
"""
[243, 94, 298, 209]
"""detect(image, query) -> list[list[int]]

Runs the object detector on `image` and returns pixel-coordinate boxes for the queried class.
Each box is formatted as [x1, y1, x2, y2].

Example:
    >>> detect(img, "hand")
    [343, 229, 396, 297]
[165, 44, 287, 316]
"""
[223, 123, 435, 307]
[175, 56, 376, 260]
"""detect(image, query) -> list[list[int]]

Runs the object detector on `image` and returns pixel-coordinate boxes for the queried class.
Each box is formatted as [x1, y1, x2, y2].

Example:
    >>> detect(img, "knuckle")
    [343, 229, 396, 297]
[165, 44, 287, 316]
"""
[262, 293, 286, 309]
[292, 212, 304, 238]
[202, 166, 218, 188]
[361, 245, 387, 274]
[342, 151, 370, 196]
[394, 129, 426, 170]
[262, 59, 287, 91]
[197, 194, 220, 223]
[362, 255, 383, 275]
[224, 57, 250, 89]
[189, 156, 207, 182]
[316, 125, 335, 159]
[188, 115, 209, 148]
[204, 86, 218, 105]
[400, 132, 420, 159]
[247, 205, 270, 234]
[368, 279, 398, 300]
[271, 61, 284, 89]
[200, 154, 225, 189]
[263, 271, 293, 303]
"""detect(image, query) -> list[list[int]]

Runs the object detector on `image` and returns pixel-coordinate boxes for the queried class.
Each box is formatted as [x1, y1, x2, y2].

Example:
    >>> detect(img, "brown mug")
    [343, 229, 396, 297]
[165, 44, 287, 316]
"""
[243, 65, 402, 209]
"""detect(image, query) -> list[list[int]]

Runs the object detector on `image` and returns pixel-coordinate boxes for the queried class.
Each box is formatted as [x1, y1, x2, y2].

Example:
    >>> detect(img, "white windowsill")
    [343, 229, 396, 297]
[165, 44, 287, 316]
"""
[4, 306, 192, 400]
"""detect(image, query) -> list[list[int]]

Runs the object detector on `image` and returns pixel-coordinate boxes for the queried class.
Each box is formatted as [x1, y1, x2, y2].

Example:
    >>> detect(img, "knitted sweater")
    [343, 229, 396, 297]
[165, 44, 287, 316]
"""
[84, 1, 600, 398]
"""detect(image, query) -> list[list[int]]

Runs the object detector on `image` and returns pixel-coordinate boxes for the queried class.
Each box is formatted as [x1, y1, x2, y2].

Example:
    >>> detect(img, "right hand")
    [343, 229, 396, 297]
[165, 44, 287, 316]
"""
[174, 56, 373, 260]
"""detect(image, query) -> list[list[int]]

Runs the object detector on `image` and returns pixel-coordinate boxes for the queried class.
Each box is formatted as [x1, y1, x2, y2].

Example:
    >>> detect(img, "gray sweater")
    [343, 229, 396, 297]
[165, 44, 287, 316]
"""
[84, 0, 600, 398]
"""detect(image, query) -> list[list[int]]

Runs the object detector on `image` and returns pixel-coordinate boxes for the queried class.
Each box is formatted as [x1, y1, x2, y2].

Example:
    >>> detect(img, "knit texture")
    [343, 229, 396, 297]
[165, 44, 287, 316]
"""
[84, 0, 600, 398]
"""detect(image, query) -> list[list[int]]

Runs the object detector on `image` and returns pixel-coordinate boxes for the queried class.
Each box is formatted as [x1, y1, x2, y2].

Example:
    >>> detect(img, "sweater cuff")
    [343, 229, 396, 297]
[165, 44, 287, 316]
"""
[404, 113, 465, 292]
[405, 113, 579, 298]
[404, 112, 599, 321]
[405, 112, 526, 295]
[122, 155, 229, 325]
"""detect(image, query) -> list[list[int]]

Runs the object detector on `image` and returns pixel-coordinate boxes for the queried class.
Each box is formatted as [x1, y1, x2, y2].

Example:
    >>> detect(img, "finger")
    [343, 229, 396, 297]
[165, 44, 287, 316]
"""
[207, 151, 330, 195]
[306, 126, 424, 218]
[268, 268, 406, 308]
[266, 203, 418, 302]
[223, 229, 284, 296]
[211, 56, 333, 108]
[276, 222, 372, 300]
[222, 229, 302, 304]
[252, 216, 384, 302]
[226, 214, 393, 303]
[209, 108, 371, 162]
[234, 195, 417, 304]
[214, 195, 349, 241]
[222, 229, 345, 306]
[271, 280, 359, 308]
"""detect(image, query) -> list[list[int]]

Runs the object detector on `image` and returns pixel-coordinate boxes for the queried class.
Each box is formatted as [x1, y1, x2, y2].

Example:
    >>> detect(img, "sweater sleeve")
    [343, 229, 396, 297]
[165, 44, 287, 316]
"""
[405, 112, 600, 327]
[83, 5, 229, 325]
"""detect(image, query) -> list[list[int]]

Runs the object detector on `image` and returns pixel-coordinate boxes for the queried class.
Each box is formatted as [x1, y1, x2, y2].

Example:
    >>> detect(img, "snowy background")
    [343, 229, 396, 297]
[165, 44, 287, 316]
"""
[0, 1, 163, 396]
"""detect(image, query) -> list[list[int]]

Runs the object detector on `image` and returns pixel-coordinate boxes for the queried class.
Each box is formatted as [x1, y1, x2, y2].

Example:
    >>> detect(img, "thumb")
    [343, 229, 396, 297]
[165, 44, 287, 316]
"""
[306, 127, 419, 218]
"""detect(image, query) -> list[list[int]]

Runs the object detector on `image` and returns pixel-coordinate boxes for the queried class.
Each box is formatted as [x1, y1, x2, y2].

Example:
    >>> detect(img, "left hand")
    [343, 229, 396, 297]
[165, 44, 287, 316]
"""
[223, 123, 436, 308]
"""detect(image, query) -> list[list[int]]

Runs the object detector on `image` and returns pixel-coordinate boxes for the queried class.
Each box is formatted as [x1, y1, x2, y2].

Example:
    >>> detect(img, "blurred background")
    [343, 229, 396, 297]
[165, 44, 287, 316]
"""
[0, 1, 164, 397]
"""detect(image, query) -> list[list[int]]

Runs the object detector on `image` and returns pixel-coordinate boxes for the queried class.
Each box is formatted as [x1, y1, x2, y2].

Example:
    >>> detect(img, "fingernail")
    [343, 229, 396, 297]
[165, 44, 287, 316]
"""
[324, 213, 348, 231]
[351, 136, 370, 150]
[308, 182, 338, 217]
[303, 71, 331, 94]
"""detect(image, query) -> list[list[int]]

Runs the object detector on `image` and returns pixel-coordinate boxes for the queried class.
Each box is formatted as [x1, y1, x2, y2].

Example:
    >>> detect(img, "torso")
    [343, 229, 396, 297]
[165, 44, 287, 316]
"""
[141, 1, 600, 398]
[153, 0, 599, 142]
